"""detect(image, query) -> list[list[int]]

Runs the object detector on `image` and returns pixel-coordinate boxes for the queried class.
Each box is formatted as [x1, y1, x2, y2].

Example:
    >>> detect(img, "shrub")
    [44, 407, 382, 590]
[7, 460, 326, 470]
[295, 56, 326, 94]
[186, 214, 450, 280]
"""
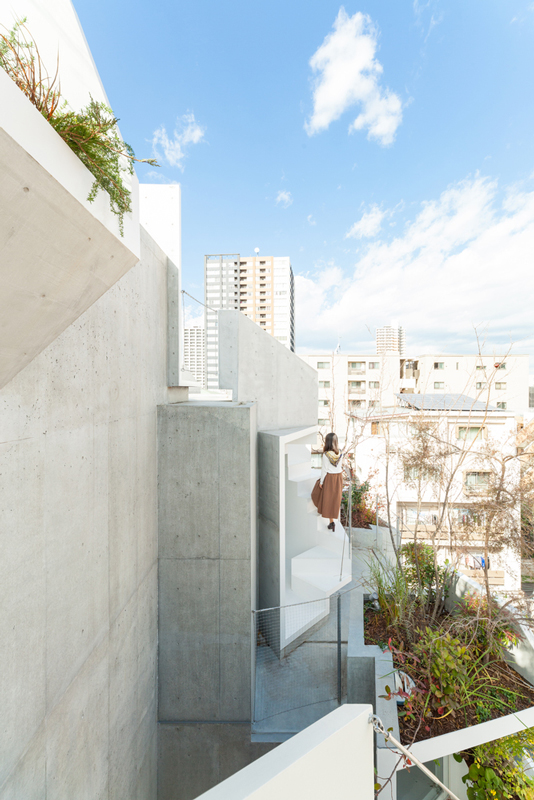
[0, 20, 158, 234]
[455, 727, 534, 799]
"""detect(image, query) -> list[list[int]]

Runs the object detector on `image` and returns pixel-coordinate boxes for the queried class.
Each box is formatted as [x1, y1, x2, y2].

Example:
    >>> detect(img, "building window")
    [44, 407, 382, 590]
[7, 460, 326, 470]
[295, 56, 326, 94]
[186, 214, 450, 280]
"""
[350, 400, 365, 408]
[458, 426, 482, 442]
[349, 381, 365, 389]
[496, 362, 507, 369]
[495, 382, 506, 390]
[371, 421, 381, 435]
[319, 380, 330, 388]
[368, 362, 380, 369]
[368, 400, 378, 408]
[476, 382, 487, 390]
[476, 365, 486, 370]
[497, 402, 507, 410]
[369, 381, 380, 389]
[317, 361, 329, 369]
[349, 361, 365, 370]
[318, 399, 329, 406]
[434, 382, 445, 389]
[311, 452, 322, 469]
[434, 362, 444, 370]
[465, 472, 490, 489]
[318, 418, 329, 426]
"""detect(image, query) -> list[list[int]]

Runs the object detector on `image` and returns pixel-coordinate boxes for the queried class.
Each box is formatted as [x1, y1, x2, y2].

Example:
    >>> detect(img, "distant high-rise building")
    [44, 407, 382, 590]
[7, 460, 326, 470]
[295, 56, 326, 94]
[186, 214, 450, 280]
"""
[183, 325, 205, 386]
[376, 323, 405, 355]
[204, 254, 295, 390]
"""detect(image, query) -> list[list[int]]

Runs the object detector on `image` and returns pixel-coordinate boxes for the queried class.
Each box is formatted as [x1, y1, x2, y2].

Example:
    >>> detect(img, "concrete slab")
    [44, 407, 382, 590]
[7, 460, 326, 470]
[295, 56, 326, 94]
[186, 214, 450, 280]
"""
[157, 724, 276, 800]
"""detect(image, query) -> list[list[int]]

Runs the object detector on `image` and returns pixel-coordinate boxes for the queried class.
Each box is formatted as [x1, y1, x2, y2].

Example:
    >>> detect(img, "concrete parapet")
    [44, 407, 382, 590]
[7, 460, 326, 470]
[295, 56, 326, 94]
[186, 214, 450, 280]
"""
[218, 310, 318, 431]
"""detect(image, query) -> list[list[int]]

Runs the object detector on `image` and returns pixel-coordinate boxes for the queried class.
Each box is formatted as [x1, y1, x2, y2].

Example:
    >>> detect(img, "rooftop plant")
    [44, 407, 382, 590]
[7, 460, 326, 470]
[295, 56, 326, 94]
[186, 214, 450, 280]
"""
[454, 727, 534, 800]
[365, 551, 534, 743]
[0, 19, 158, 234]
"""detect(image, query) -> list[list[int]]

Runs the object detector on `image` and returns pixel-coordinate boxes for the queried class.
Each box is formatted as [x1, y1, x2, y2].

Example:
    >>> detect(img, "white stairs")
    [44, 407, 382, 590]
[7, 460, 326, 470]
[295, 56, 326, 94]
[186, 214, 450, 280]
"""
[286, 446, 352, 603]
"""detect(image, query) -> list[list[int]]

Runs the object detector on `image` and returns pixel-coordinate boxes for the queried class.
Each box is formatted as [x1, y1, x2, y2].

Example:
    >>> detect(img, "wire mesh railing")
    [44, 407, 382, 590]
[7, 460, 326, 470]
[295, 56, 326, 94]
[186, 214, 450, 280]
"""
[252, 593, 347, 729]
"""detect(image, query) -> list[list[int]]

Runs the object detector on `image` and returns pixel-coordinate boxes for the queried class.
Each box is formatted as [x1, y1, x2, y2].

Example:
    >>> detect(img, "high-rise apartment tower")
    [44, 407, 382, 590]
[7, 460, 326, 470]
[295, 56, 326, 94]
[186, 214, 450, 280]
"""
[205, 254, 295, 389]
[183, 325, 205, 385]
[376, 323, 405, 355]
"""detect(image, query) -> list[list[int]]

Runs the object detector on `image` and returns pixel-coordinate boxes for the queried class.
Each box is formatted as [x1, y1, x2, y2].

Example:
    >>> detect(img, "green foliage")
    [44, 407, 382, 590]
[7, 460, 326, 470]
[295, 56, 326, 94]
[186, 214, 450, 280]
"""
[401, 542, 450, 603]
[413, 628, 472, 718]
[0, 20, 158, 234]
[453, 593, 521, 662]
[455, 727, 534, 799]
[341, 479, 375, 528]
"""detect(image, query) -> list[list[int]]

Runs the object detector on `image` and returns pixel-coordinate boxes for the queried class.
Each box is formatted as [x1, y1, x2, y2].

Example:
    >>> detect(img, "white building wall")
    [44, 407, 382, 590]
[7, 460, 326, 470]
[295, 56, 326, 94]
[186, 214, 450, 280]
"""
[355, 407, 522, 590]
[299, 353, 401, 448]
[414, 354, 529, 411]
[183, 325, 205, 385]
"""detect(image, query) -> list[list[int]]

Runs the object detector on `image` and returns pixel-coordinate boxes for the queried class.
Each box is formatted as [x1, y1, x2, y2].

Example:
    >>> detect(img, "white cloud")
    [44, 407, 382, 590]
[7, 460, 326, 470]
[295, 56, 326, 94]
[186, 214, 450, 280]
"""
[276, 190, 293, 208]
[152, 112, 205, 170]
[308, 214, 317, 226]
[184, 303, 204, 327]
[346, 204, 386, 238]
[305, 7, 402, 146]
[295, 174, 534, 355]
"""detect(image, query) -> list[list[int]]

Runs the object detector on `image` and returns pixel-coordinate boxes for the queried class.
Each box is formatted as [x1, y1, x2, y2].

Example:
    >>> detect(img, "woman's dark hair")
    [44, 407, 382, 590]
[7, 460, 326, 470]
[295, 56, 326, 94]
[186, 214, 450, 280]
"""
[324, 432, 339, 454]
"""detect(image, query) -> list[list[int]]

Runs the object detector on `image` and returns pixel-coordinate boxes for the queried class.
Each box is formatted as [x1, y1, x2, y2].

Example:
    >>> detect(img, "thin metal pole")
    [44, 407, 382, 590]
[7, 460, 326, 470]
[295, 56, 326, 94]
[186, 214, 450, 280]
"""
[348, 476, 352, 557]
[370, 715, 461, 800]
[337, 593, 342, 704]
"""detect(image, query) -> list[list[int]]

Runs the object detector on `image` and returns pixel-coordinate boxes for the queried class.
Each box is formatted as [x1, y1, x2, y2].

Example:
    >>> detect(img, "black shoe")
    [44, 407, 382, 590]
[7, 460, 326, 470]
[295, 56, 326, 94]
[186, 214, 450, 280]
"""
[328, 522, 335, 531]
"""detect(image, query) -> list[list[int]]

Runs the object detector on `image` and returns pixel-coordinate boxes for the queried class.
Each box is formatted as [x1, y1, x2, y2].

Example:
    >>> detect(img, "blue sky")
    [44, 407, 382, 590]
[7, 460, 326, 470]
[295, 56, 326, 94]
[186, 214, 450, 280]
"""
[73, 0, 534, 362]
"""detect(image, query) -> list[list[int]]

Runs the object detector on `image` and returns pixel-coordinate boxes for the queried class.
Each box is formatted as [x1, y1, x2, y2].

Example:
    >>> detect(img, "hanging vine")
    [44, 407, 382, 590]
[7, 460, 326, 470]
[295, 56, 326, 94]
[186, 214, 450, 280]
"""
[0, 19, 158, 235]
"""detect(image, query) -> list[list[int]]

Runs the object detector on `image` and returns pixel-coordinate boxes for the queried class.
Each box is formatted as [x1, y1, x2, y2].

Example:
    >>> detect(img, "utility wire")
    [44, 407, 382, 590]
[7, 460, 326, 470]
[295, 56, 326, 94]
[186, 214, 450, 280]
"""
[181, 289, 219, 314]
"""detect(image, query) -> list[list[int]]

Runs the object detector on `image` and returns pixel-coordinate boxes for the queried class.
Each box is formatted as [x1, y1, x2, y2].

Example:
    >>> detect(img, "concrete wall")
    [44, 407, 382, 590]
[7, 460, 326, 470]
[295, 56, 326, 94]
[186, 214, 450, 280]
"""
[192, 705, 375, 800]
[218, 311, 318, 431]
[0, 226, 167, 800]
[158, 401, 272, 799]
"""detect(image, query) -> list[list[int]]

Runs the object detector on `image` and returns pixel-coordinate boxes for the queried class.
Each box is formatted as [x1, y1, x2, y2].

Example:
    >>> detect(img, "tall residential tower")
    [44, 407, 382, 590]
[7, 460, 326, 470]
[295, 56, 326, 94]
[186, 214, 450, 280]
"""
[204, 253, 295, 389]
[376, 323, 406, 355]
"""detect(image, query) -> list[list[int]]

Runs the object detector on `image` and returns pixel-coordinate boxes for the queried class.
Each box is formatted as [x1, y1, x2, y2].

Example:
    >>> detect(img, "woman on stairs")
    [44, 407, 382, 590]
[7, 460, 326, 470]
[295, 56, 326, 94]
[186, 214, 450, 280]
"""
[311, 432, 345, 531]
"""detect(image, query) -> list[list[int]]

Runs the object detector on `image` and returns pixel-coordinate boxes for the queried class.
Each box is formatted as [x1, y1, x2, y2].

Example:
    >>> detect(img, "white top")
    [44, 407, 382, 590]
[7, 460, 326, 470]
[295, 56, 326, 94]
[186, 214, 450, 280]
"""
[320, 452, 345, 486]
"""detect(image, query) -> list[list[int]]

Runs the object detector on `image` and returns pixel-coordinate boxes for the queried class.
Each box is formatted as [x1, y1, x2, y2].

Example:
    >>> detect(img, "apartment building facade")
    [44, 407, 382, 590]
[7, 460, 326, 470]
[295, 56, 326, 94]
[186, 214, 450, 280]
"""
[183, 325, 205, 385]
[301, 352, 530, 447]
[376, 323, 405, 355]
[404, 353, 530, 411]
[356, 395, 522, 591]
[205, 253, 295, 389]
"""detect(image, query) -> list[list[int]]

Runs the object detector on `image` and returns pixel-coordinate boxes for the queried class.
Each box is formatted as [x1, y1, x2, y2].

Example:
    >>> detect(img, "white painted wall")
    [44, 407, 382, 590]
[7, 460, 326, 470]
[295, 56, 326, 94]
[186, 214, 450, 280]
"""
[194, 705, 374, 800]
[416, 354, 529, 411]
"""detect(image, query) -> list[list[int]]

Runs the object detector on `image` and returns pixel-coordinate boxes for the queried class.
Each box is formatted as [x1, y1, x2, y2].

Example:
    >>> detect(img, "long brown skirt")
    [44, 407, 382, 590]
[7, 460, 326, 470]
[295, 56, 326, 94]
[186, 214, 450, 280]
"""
[311, 472, 343, 520]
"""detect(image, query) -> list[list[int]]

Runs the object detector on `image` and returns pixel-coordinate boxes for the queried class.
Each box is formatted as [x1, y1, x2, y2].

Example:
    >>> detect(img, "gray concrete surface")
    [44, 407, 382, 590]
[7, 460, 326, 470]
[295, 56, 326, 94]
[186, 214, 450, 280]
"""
[0, 121, 139, 390]
[218, 310, 318, 431]
[0, 226, 166, 800]
[157, 401, 260, 798]
[158, 401, 257, 723]
[158, 724, 276, 800]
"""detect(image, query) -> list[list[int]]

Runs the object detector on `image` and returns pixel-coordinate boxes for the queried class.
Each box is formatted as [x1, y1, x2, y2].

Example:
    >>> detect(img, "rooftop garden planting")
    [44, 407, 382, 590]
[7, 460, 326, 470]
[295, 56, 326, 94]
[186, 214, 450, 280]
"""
[0, 19, 158, 234]
[365, 545, 534, 743]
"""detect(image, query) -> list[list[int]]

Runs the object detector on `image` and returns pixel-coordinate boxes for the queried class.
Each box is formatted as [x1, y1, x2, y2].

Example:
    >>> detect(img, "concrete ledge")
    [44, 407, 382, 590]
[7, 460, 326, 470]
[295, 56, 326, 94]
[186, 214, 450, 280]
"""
[0, 68, 141, 389]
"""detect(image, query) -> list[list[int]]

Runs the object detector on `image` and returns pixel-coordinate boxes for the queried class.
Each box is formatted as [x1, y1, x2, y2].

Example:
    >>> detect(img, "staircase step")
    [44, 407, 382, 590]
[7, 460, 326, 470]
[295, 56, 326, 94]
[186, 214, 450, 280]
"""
[292, 545, 342, 564]
[288, 467, 319, 484]
[291, 571, 351, 600]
